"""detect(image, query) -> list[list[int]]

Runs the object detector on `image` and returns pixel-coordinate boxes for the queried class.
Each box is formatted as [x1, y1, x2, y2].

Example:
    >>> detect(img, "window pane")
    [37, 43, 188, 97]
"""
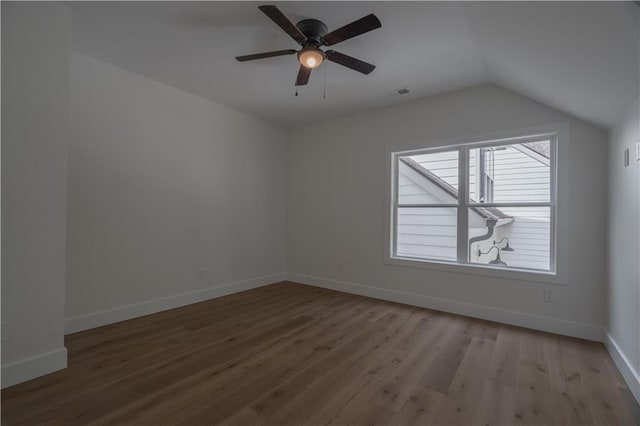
[397, 150, 458, 205]
[396, 207, 457, 261]
[468, 206, 551, 271]
[469, 140, 551, 203]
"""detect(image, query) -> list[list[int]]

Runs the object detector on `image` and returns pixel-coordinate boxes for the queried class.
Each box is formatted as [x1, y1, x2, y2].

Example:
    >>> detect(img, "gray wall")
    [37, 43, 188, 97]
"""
[607, 96, 640, 383]
[66, 53, 288, 323]
[1, 2, 72, 385]
[287, 85, 608, 335]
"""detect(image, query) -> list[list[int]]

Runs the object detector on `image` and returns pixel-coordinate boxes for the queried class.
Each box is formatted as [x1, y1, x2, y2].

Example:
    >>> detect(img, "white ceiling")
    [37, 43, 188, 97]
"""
[68, 1, 638, 129]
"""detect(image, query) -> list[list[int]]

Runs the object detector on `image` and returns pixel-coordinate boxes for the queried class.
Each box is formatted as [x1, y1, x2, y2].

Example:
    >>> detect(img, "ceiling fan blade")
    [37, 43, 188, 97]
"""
[236, 49, 297, 62]
[322, 14, 381, 46]
[295, 65, 311, 86]
[258, 5, 307, 45]
[325, 50, 375, 75]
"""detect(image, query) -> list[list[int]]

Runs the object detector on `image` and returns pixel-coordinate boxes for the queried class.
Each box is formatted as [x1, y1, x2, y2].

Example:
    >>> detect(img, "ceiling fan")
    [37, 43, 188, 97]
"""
[236, 5, 381, 86]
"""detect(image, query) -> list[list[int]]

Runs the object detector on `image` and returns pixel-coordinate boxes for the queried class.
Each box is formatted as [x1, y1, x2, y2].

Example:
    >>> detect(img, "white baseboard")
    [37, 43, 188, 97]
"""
[287, 273, 604, 342]
[604, 332, 640, 404]
[2, 347, 68, 389]
[65, 272, 286, 334]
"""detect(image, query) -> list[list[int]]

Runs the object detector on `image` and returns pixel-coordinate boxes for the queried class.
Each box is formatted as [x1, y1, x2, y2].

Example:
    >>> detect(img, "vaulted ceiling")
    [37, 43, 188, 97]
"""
[68, 1, 639, 128]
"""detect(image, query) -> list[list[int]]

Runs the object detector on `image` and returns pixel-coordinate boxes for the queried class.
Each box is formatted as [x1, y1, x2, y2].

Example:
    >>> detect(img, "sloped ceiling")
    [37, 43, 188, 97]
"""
[68, 1, 639, 128]
[464, 1, 639, 130]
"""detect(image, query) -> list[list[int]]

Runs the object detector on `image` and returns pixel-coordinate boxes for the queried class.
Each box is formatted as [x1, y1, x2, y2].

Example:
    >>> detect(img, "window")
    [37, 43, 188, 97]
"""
[391, 135, 556, 273]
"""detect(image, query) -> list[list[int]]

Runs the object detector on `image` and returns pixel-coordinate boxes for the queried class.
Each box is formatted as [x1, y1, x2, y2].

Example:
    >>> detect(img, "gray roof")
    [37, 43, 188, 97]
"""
[522, 141, 550, 159]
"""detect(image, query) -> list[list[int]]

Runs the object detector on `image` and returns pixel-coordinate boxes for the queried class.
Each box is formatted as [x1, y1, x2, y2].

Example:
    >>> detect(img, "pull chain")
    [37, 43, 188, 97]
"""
[323, 65, 327, 99]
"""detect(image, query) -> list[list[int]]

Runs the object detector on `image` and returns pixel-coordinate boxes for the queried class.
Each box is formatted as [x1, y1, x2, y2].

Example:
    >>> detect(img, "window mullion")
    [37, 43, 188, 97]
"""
[550, 137, 557, 273]
[456, 147, 469, 264]
[467, 202, 552, 208]
[392, 154, 399, 258]
[398, 204, 459, 208]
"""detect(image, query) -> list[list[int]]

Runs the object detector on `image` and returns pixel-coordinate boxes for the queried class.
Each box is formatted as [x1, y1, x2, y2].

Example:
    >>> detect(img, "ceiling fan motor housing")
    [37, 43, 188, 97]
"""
[296, 19, 328, 45]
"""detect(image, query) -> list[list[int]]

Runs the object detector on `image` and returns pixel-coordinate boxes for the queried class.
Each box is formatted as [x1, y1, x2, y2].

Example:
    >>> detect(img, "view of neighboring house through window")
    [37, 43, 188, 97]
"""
[392, 135, 555, 272]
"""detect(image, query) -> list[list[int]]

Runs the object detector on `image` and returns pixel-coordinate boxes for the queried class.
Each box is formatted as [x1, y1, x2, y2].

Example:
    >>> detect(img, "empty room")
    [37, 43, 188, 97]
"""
[1, 1, 639, 425]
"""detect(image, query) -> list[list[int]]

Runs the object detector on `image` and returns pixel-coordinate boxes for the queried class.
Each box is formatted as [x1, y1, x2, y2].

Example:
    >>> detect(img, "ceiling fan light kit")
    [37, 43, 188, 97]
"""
[298, 47, 324, 69]
[236, 5, 381, 87]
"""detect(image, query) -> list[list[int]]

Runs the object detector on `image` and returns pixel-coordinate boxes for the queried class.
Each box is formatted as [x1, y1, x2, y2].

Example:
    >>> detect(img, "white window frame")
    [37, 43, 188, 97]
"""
[384, 124, 569, 285]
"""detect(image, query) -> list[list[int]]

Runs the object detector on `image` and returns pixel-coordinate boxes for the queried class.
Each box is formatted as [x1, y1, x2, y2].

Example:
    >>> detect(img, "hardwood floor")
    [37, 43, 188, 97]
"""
[2, 282, 638, 425]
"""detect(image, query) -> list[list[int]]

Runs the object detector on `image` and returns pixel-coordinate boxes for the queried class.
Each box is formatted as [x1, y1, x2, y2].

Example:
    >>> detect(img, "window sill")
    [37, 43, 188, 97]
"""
[385, 255, 567, 285]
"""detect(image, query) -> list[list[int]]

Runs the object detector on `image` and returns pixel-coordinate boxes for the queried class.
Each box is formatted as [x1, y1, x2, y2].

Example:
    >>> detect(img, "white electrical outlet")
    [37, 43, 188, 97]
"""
[543, 288, 553, 303]
[197, 268, 205, 280]
[636, 140, 640, 161]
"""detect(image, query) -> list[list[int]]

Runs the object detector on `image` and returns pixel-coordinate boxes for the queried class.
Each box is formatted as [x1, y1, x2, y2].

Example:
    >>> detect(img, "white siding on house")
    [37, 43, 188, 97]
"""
[470, 143, 550, 203]
[395, 140, 552, 271]
[397, 207, 457, 261]
[396, 159, 481, 262]
[396, 160, 458, 260]
[469, 142, 552, 270]
[493, 207, 551, 270]
[397, 159, 459, 205]
[410, 151, 459, 190]
[397, 174, 442, 205]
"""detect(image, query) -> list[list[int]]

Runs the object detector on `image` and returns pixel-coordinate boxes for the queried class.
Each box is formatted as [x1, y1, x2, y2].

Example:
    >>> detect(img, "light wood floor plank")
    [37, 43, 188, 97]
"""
[572, 338, 637, 426]
[390, 385, 445, 426]
[486, 324, 522, 387]
[513, 330, 556, 426]
[471, 379, 518, 426]
[543, 334, 595, 426]
[432, 337, 495, 426]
